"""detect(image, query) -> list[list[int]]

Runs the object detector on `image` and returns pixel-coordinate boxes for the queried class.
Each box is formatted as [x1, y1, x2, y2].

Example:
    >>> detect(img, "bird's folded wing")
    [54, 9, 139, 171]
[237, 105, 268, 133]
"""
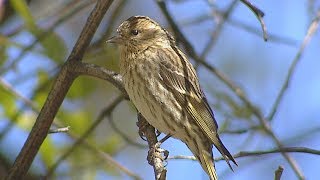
[158, 48, 219, 144]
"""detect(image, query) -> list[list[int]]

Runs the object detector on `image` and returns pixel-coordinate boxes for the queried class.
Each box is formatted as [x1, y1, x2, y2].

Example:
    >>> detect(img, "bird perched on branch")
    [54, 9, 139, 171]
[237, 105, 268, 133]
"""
[107, 15, 237, 180]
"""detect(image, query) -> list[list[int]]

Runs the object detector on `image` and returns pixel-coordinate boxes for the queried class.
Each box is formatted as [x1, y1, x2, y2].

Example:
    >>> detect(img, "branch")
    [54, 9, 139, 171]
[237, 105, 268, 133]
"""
[267, 10, 320, 121]
[5, 1, 114, 179]
[0, 0, 96, 76]
[1, 70, 140, 178]
[156, 1, 304, 179]
[72, 61, 126, 96]
[168, 147, 320, 161]
[137, 114, 167, 180]
[199, 0, 238, 60]
[45, 95, 126, 178]
[240, 0, 268, 41]
[48, 126, 70, 134]
[275, 166, 284, 180]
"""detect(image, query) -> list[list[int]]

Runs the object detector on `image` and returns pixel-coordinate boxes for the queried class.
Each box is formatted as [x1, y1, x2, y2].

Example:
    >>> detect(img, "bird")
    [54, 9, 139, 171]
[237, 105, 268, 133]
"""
[107, 15, 237, 180]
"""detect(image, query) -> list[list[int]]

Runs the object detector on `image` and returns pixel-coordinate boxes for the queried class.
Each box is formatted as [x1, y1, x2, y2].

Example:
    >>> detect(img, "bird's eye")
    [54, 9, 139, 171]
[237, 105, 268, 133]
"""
[131, 29, 139, 36]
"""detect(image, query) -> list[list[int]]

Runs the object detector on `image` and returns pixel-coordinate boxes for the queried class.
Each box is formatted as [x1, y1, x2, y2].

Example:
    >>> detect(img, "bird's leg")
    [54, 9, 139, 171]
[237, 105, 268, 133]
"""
[147, 134, 171, 164]
[137, 113, 162, 141]
[156, 129, 162, 137]
[136, 112, 149, 141]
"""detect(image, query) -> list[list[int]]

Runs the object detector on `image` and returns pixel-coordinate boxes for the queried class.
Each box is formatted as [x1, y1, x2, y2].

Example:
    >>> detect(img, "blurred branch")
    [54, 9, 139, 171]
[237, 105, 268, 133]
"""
[267, 10, 320, 121]
[199, 0, 238, 61]
[88, 0, 126, 51]
[0, 0, 96, 75]
[1, 68, 140, 179]
[275, 166, 284, 180]
[45, 95, 133, 178]
[168, 146, 320, 161]
[156, 1, 304, 179]
[220, 125, 261, 134]
[227, 18, 296, 45]
[5, 1, 114, 179]
[108, 113, 147, 149]
[181, 14, 297, 46]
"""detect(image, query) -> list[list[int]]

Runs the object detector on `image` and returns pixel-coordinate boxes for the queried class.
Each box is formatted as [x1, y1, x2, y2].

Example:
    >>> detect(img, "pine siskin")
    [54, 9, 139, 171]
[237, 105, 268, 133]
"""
[107, 16, 237, 180]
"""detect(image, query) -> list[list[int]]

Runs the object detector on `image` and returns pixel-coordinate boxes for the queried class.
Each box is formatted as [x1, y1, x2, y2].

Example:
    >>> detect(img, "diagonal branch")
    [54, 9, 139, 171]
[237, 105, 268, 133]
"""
[45, 95, 126, 178]
[156, 1, 305, 179]
[5, 1, 114, 179]
[267, 10, 320, 121]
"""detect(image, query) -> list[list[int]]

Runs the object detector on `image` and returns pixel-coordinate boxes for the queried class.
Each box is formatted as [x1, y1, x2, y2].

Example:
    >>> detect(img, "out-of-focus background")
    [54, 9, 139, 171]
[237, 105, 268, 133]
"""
[0, 0, 319, 179]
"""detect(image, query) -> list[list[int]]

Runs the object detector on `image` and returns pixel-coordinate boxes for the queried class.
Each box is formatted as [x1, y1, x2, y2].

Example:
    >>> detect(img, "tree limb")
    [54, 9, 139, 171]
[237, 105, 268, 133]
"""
[5, 1, 114, 179]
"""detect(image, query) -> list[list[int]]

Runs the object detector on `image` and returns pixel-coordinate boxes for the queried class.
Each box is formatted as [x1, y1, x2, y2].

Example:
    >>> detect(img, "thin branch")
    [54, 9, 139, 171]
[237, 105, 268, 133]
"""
[45, 95, 125, 178]
[220, 125, 261, 134]
[1, 68, 139, 179]
[168, 147, 320, 161]
[0, 0, 96, 76]
[88, 0, 127, 51]
[5, 1, 114, 179]
[199, 0, 238, 60]
[275, 166, 284, 180]
[108, 113, 147, 149]
[181, 14, 297, 46]
[48, 126, 70, 134]
[156, 1, 304, 179]
[240, 0, 268, 41]
[267, 10, 320, 121]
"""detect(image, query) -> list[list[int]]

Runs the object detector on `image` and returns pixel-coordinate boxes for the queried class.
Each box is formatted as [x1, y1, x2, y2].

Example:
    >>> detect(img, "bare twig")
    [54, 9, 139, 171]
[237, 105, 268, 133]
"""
[240, 0, 268, 41]
[156, 1, 304, 179]
[267, 10, 320, 121]
[45, 95, 125, 178]
[0, 0, 96, 75]
[200, 0, 238, 60]
[48, 126, 70, 134]
[168, 147, 320, 161]
[275, 166, 284, 180]
[5, 1, 114, 179]
[1, 70, 139, 179]
[181, 14, 297, 46]
[108, 113, 147, 149]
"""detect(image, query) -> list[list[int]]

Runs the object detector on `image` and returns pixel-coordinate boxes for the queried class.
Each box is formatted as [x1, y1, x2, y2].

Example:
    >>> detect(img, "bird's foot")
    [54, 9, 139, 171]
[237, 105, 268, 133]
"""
[147, 141, 170, 165]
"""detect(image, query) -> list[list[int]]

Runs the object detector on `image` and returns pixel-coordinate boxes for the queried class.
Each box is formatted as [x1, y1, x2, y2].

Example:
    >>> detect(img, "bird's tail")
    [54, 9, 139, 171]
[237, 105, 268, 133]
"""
[199, 150, 218, 180]
[213, 136, 238, 171]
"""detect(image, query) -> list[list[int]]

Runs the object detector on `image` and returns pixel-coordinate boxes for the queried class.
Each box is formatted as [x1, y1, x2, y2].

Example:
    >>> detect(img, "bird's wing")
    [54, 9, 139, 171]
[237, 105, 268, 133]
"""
[157, 47, 237, 167]
[157, 47, 219, 142]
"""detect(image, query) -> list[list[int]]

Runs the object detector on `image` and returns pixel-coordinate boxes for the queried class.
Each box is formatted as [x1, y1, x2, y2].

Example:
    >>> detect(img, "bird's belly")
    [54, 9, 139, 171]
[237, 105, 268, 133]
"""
[123, 70, 184, 137]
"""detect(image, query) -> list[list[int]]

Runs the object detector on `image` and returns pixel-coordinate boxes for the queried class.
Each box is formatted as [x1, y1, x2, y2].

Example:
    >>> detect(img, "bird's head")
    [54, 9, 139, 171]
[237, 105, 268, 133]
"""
[107, 16, 174, 51]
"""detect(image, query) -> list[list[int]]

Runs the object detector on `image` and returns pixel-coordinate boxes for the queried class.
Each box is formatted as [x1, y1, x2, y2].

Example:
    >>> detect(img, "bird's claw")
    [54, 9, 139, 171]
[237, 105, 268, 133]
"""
[147, 141, 170, 165]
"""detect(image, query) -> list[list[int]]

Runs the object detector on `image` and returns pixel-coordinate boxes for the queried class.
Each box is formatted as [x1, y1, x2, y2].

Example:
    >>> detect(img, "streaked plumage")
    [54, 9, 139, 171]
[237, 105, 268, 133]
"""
[107, 16, 237, 179]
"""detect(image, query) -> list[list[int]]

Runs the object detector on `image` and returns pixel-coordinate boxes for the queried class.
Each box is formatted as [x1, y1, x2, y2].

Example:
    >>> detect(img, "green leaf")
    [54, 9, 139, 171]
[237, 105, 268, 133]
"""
[0, 86, 16, 118]
[10, 0, 36, 31]
[10, 0, 67, 62]
[34, 70, 52, 106]
[0, 46, 8, 67]
[58, 110, 92, 134]
[67, 76, 96, 99]
[40, 137, 56, 167]
[40, 31, 67, 63]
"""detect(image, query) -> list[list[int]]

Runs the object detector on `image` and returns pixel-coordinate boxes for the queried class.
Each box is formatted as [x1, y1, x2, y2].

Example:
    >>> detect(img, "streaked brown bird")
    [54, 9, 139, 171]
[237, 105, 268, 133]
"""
[107, 15, 237, 180]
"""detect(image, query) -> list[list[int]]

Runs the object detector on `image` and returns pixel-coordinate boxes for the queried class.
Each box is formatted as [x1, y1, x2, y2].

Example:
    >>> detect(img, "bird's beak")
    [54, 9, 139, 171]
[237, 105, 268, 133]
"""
[106, 35, 123, 44]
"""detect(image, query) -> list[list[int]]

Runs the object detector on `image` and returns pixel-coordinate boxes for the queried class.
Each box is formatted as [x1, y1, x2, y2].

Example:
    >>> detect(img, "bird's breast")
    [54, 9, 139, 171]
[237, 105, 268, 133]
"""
[120, 57, 183, 135]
